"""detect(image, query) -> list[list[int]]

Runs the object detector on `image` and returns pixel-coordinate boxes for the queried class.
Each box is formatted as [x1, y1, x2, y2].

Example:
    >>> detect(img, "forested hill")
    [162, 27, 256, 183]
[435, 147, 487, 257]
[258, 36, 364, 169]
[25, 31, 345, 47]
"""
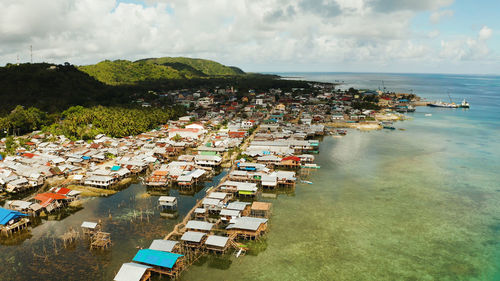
[0, 63, 127, 114]
[79, 57, 245, 85]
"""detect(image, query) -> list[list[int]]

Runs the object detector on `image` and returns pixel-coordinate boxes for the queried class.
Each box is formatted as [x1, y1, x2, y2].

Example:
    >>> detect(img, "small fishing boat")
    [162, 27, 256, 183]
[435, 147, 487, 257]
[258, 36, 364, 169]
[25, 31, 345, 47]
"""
[336, 129, 347, 135]
[459, 99, 470, 108]
[381, 121, 396, 130]
[301, 180, 313, 185]
[425, 113, 432, 117]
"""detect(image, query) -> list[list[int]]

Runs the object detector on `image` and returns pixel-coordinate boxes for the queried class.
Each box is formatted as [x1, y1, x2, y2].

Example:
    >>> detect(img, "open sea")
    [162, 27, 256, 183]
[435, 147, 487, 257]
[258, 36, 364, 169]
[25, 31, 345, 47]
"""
[1, 73, 499, 280]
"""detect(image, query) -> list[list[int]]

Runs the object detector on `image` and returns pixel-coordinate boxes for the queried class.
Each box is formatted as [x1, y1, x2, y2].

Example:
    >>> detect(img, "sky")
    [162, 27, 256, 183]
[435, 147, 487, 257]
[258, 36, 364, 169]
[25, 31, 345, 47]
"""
[0, 0, 499, 74]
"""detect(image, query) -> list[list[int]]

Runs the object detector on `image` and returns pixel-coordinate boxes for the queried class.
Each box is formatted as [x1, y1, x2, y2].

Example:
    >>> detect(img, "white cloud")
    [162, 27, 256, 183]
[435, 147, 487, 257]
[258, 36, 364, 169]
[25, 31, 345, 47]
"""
[430, 9, 454, 24]
[439, 26, 493, 61]
[479, 26, 492, 40]
[0, 0, 496, 73]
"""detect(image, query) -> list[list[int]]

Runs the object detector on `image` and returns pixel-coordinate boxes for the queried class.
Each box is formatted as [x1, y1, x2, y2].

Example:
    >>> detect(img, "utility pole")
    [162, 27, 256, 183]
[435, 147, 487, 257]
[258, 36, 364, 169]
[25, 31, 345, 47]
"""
[30, 45, 33, 63]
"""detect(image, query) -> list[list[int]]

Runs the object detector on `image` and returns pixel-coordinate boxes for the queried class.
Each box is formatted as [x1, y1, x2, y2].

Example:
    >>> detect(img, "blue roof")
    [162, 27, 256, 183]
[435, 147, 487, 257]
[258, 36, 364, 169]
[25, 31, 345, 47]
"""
[111, 165, 121, 171]
[0, 207, 27, 225]
[82, 156, 91, 160]
[133, 249, 183, 269]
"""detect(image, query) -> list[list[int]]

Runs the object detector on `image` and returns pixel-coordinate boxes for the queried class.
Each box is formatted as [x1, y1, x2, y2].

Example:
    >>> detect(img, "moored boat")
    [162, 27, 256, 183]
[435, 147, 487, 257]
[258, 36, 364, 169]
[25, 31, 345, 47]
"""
[459, 99, 470, 108]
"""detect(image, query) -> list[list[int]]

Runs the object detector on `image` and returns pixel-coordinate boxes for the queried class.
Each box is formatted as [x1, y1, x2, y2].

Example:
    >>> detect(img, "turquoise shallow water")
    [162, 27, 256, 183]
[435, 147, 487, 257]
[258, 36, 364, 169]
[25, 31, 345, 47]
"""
[182, 73, 500, 280]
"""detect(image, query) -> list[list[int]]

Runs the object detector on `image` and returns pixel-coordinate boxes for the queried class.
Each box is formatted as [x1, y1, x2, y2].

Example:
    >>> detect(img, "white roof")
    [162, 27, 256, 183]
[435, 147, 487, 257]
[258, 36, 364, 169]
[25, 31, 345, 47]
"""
[149, 239, 178, 252]
[81, 221, 98, 229]
[227, 217, 268, 231]
[114, 262, 151, 281]
[207, 192, 227, 200]
[205, 235, 229, 248]
[181, 231, 206, 243]
[185, 220, 214, 231]
[158, 196, 177, 203]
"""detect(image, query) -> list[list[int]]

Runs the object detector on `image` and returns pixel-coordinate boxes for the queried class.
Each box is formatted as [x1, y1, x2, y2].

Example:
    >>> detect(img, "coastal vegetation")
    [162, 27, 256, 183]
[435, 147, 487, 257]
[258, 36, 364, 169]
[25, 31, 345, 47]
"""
[43, 105, 186, 139]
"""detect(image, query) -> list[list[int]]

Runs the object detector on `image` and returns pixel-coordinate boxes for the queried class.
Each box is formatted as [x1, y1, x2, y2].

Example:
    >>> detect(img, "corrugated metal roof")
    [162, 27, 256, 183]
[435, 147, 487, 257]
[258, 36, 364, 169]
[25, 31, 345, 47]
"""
[149, 239, 178, 252]
[114, 262, 151, 281]
[205, 235, 229, 248]
[132, 249, 183, 269]
[81, 221, 98, 229]
[226, 201, 250, 211]
[180, 231, 206, 242]
[185, 220, 214, 231]
[226, 217, 268, 231]
[0, 207, 27, 225]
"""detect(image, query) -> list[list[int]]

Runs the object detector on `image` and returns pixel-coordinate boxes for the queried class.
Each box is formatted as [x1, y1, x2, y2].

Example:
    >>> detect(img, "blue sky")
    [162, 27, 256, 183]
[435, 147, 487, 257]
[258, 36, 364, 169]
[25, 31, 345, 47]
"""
[0, 0, 498, 74]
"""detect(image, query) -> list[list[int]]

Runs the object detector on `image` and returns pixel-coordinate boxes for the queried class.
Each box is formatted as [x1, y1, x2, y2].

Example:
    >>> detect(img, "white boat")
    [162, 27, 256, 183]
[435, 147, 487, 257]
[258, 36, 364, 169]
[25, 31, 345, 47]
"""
[301, 180, 313, 185]
[425, 113, 432, 117]
[459, 99, 470, 108]
[428, 100, 458, 108]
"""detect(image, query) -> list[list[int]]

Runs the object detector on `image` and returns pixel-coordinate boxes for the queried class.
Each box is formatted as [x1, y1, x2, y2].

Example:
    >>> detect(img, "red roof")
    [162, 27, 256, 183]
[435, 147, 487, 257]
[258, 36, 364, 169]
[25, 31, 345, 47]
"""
[281, 156, 301, 162]
[169, 128, 200, 133]
[34, 193, 68, 207]
[228, 131, 246, 138]
[56, 187, 71, 195]
[22, 153, 36, 158]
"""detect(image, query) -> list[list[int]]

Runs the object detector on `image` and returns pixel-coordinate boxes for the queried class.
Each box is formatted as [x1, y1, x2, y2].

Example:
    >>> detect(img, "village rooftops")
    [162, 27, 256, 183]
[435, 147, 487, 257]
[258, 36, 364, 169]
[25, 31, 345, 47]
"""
[185, 220, 214, 231]
[113, 262, 151, 281]
[149, 239, 178, 252]
[180, 231, 206, 243]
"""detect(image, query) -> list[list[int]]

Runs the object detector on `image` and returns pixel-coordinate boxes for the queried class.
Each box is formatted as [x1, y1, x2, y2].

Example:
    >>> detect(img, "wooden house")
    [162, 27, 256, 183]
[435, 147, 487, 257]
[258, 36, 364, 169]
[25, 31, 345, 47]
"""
[180, 231, 206, 249]
[132, 249, 185, 279]
[250, 202, 272, 218]
[158, 196, 177, 211]
[204, 235, 230, 253]
[226, 217, 268, 239]
[185, 220, 214, 233]
[0, 207, 30, 236]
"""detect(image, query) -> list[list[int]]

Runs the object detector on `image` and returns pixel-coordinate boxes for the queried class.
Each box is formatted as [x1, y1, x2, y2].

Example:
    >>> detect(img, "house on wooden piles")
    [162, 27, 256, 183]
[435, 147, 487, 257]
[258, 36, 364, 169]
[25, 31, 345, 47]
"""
[204, 235, 231, 254]
[226, 201, 251, 216]
[0, 207, 29, 236]
[84, 175, 115, 189]
[226, 217, 268, 240]
[176, 169, 205, 189]
[149, 239, 179, 253]
[132, 249, 184, 279]
[256, 155, 282, 167]
[220, 209, 241, 223]
[250, 202, 272, 218]
[276, 171, 297, 187]
[34, 193, 69, 213]
[5, 200, 43, 216]
[219, 181, 258, 198]
[145, 170, 169, 187]
[180, 231, 207, 249]
[81, 221, 100, 236]
[185, 220, 214, 233]
[158, 196, 177, 211]
[114, 262, 152, 281]
[194, 155, 222, 168]
[277, 156, 301, 169]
